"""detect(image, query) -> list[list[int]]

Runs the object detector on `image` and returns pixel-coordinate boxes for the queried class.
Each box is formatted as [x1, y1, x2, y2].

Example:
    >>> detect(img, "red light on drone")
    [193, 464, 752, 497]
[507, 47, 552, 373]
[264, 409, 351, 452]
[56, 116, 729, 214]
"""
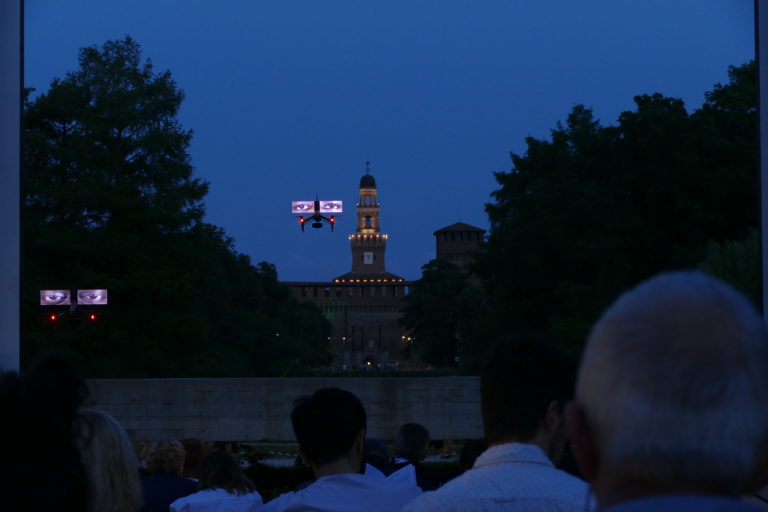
[89, 313, 96, 321]
[329, 216, 335, 223]
[49, 314, 57, 321]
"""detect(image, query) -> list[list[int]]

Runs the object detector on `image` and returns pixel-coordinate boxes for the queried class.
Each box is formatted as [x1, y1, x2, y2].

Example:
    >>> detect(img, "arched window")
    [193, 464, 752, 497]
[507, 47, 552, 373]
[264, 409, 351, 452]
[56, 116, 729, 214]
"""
[365, 215, 372, 227]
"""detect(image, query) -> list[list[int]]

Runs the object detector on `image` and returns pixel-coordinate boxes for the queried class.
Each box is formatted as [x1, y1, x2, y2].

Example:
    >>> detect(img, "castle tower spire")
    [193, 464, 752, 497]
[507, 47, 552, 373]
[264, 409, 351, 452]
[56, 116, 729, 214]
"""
[350, 164, 387, 273]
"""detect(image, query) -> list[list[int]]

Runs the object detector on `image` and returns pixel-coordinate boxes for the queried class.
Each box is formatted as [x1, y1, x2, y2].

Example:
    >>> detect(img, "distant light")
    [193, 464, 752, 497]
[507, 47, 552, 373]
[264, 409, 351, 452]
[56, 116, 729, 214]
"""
[89, 313, 96, 321]
[49, 314, 57, 321]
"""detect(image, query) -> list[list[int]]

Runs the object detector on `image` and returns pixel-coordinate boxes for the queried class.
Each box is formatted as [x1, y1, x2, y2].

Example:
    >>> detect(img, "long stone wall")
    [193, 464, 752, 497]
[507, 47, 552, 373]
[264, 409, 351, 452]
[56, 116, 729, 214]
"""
[85, 377, 482, 442]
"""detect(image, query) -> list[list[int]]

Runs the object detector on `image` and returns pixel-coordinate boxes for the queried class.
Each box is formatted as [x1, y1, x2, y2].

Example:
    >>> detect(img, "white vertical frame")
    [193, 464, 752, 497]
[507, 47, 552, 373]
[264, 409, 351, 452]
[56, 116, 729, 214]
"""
[759, 0, 768, 324]
[0, 0, 21, 371]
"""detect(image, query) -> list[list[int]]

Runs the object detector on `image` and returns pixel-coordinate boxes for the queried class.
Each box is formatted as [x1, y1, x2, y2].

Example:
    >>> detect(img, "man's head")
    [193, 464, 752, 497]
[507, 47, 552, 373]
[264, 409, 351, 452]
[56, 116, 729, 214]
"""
[480, 332, 577, 462]
[569, 271, 768, 498]
[395, 423, 430, 463]
[291, 387, 367, 472]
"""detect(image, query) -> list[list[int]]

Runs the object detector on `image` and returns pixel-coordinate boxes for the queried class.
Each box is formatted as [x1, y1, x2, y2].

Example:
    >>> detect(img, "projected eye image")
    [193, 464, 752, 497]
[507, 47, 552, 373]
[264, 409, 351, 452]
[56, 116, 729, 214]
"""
[291, 201, 313, 213]
[320, 201, 343, 213]
[40, 289, 70, 306]
[77, 289, 108, 305]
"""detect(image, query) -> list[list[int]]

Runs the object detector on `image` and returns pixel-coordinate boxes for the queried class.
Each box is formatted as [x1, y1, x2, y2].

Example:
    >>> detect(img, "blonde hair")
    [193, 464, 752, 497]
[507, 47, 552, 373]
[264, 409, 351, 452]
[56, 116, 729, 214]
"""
[145, 438, 186, 474]
[76, 410, 143, 512]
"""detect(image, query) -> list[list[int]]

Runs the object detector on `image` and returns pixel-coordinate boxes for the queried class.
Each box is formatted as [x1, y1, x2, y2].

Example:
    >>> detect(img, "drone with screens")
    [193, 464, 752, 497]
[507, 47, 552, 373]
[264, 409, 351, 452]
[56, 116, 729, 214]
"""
[40, 288, 108, 326]
[291, 198, 342, 232]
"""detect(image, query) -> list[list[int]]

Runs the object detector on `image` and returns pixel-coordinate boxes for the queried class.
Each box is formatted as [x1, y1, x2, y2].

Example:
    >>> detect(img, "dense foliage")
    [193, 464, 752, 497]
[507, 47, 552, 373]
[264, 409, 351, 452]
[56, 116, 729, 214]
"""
[22, 37, 333, 376]
[475, 61, 758, 351]
[400, 259, 487, 368]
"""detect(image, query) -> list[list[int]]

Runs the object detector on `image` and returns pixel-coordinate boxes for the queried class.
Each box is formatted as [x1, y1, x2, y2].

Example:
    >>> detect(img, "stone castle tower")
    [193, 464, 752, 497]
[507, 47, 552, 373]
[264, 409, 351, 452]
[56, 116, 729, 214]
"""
[350, 169, 388, 274]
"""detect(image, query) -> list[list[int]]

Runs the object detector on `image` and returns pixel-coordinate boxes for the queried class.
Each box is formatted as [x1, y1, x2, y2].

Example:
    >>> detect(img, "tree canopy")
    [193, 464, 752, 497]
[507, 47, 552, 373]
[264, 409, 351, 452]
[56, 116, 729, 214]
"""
[22, 37, 333, 377]
[475, 61, 758, 351]
[400, 259, 487, 369]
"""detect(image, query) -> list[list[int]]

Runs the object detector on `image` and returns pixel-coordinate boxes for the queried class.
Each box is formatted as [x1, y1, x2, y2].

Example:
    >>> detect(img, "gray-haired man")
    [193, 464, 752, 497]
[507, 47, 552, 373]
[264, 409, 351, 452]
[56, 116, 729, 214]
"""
[567, 272, 768, 511]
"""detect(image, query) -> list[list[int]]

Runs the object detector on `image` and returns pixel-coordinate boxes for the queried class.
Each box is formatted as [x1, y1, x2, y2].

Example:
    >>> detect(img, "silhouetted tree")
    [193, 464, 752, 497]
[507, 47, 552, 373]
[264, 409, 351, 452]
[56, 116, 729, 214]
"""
[476, 61, 758, 349]
[22, 37, 333, 376]
[401, 259, 487, 368]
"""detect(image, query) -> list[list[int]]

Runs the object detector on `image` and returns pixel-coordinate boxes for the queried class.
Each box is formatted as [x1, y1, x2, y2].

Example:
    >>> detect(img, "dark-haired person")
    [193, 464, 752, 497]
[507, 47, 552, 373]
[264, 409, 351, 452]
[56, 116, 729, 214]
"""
[391, 423, 451, 491]
[170, 450, 262, 512]
[0, 355, 89, 511]
[140, 439, 198, 512]
[403, 334, 591, 511]
[261, 387, 422, 512]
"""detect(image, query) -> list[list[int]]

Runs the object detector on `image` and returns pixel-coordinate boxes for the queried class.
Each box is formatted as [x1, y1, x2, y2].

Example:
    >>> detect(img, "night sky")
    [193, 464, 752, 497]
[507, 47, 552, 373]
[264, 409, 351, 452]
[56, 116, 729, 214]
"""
[25, 1, 755, 282]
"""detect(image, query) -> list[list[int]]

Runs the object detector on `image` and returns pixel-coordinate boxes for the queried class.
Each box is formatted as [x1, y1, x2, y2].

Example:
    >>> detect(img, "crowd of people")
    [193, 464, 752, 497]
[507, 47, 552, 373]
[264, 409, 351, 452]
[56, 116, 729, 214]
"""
[3, 271, 768, 511]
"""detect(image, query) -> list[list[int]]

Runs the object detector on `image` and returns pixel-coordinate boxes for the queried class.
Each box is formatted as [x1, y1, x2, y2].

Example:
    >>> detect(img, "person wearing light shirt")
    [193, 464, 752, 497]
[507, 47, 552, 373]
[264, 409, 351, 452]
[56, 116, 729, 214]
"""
[402, 334, 592, 512]
[566, 272, 768, 512]
[170, 450, 263, 512]
[260, 387, 422, 512]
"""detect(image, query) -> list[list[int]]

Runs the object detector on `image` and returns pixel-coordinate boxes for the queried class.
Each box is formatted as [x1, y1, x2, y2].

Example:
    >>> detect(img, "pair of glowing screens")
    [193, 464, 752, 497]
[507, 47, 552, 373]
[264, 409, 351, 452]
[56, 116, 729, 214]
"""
[291, 201, 343, 214]
[40, 289, 108, 306]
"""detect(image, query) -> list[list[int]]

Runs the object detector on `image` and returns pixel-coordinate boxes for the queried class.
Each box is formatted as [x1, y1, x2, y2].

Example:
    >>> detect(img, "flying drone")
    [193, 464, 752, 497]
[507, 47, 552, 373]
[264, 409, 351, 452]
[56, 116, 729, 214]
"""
[291, 198, 342, 232]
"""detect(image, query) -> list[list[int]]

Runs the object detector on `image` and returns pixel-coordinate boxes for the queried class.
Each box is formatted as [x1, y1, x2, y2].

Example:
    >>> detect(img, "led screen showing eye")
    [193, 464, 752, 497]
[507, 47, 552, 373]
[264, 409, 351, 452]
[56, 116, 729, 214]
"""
[319, 201, 343, 213]
[77, 289, 108, 305]
[291, 201, 313, 213]
[40, 289, 70, 306]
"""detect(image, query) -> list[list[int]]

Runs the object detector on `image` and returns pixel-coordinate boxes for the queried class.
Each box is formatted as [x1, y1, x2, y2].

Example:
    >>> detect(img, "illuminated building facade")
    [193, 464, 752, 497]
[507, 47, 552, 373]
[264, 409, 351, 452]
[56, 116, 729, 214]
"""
[284, 167, 486, 369]
[284, 167, 409, 368]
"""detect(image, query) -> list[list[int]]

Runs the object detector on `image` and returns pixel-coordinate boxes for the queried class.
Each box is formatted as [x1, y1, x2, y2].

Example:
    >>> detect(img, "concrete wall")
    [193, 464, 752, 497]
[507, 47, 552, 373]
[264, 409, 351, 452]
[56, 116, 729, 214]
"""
[86, 377, 482, 442]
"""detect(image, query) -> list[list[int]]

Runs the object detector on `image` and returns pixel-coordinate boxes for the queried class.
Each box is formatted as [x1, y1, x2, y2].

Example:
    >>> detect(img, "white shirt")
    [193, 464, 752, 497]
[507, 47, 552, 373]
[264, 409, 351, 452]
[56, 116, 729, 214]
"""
[170, 488, 264, 512]
[260, 468, 422, 512]
[401, 443, 593, 512]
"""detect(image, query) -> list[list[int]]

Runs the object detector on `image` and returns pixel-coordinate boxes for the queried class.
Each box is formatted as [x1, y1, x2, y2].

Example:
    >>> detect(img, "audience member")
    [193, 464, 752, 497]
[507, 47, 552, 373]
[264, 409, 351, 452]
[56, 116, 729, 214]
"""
[76, 409, 143, 512]
[181, 438, 208, 479]
[261, 387, 422, 512]
[566, 271, 768, 511]
[403, 333, 589, 511]
[391, 423, 448, 491]
[365, 437, 396, 475]
[170, 450, 263, 512]
[0, 355, 88, 511]
[140, 438, 198, 512]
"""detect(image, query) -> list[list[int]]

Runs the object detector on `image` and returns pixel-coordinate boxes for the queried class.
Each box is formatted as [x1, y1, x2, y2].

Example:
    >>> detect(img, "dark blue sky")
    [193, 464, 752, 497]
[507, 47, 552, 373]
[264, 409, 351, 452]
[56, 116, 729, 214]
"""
[25, 1, 754, 281]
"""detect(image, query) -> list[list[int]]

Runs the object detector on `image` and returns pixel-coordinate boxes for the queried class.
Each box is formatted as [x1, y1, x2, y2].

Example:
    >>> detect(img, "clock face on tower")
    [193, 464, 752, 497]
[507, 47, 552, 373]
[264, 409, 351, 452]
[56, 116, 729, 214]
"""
[364, 252, 374, 264]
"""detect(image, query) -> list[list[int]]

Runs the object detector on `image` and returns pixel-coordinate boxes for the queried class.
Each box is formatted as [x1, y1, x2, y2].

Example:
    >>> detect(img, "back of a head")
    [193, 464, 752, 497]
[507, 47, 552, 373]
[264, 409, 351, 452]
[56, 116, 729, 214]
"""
[145, 438, 186, 475]
[197, 450, 255, 495]
[77, 409, 142, 512]
[0, 355, 88, 511]
[291, 387, 367, 466]
[181, 438, 207, 478]
[396, 423, 430, 463]
[481, 332, 577, 445]
[577, 271, 768, 491]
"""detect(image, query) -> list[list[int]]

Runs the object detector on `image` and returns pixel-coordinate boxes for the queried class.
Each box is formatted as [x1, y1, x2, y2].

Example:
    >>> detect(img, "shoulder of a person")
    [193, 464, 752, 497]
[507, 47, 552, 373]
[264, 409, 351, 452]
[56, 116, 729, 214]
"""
[170, 489, 223, 508]
[260, 490, 297, 512]
[401, 490, 460, 512]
